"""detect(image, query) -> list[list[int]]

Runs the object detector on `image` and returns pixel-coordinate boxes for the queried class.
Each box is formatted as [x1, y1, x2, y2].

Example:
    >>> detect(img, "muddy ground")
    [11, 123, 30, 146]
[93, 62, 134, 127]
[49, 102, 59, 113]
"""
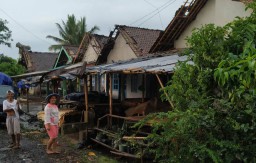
[0, 100, 136, 163]
[0, 125, 127, 163]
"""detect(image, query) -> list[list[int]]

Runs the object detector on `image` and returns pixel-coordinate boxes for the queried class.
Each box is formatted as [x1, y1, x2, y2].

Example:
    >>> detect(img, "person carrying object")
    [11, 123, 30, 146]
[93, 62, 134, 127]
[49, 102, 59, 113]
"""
[3, 90, 22, 149]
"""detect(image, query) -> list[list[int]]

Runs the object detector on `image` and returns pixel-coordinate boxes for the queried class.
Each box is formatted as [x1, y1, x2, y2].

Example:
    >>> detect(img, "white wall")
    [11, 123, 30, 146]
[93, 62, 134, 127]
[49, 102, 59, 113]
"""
[107, 34, 137, 63]
[83, 38, 99, 63]
[215, 0, 251, 25]
[175, 0, 251, 49]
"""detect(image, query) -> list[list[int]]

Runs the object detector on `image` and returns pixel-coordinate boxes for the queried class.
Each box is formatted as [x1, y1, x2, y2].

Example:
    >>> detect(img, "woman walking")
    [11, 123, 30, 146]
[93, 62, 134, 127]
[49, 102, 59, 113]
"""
[44, 93, 60, 154]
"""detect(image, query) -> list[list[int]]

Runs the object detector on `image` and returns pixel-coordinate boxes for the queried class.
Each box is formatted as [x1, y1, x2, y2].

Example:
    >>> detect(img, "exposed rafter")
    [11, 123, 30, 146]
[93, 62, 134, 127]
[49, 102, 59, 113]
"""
[150, 0, 208, 53]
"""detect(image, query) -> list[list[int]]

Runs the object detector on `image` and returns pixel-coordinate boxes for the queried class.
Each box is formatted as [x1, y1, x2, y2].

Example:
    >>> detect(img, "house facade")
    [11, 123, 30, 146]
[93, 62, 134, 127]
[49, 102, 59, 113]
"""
[16, 42, 58, 95]
[175, 0, 252, 49]
[150, 0, 252, 52]
[102, 25, 162, 99]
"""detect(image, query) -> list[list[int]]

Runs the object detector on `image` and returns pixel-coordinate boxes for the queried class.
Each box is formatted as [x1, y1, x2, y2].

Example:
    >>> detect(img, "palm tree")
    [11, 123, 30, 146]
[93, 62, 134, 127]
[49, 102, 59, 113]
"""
[46, 14, 99, 51]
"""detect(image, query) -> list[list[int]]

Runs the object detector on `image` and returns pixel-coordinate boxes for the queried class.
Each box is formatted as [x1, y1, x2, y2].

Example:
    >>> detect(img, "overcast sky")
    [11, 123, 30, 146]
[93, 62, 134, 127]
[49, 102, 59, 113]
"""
[0, 0, 184, 59]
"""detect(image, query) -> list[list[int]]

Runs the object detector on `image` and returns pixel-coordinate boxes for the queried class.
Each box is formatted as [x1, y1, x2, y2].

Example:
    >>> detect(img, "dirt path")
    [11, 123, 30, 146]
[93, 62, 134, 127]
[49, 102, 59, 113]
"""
[0, 128, 52, 163]
[0, 127, 124, 163]
[0, 100, 130, 163]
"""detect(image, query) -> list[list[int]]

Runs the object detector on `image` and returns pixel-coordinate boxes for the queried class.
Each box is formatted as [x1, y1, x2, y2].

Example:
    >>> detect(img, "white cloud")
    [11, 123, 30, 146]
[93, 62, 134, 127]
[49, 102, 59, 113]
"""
[0, 0, 184, 59]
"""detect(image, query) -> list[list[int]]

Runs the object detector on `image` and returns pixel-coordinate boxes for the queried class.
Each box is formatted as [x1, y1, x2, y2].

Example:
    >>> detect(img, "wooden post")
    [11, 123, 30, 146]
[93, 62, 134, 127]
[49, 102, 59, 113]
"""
[84, 76, 89, 123]
[62, 80, 67, 96]
[155, 74, 174, 108]
[77, 78, 81, 92]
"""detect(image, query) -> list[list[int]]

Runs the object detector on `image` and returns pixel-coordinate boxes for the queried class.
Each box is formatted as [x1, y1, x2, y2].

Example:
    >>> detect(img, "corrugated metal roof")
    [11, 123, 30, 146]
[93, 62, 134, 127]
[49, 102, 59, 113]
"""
[86, 53, 187, 74]
[11, 70, 49, 79]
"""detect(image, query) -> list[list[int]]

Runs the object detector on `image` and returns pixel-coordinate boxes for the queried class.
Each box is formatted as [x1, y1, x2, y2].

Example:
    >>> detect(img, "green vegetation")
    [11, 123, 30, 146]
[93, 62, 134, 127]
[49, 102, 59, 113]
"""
[46, 14, 99, 51]
[136, 2, 256, 163]
[0, 18, 12, 47]
[0, 54, 25, 76]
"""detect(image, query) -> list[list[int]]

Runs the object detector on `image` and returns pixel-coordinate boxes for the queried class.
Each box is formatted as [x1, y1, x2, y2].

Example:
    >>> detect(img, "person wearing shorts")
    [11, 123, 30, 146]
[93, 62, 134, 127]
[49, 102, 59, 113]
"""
[3, 90, 21, 149]
[44, 93, 60, 154]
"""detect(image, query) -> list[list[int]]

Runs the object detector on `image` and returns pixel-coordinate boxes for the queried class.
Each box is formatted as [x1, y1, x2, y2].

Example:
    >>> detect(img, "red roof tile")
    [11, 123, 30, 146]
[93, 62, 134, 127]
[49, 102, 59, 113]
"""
[117, 25, 162, 56]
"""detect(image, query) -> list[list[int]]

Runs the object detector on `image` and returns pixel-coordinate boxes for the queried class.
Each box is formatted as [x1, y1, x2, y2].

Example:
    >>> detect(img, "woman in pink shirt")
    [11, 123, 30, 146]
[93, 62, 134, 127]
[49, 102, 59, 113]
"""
[44, 93, 60, 154]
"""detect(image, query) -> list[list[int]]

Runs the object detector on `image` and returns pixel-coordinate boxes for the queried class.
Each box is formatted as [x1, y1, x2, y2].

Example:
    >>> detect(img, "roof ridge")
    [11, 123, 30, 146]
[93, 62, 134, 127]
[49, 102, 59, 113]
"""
[116, 24, 162, 32]
[29, 51, 57, 54]
[92, 34, 109, 38]
[63, 45, 79, 47]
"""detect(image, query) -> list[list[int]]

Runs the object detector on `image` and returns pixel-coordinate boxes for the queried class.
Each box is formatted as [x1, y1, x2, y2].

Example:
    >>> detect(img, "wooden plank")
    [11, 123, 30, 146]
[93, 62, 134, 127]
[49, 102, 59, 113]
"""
[155, 74, 174, 108]
[110, 151, 140, 159]
[123, 136, 146, 140]
[94, 128, 116, 137]
[91, 138, 119, 152]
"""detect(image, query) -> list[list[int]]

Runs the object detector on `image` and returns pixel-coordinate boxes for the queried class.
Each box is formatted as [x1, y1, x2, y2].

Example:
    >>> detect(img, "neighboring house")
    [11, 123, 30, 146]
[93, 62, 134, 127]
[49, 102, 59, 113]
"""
[17, 43, 58, 72]
[50, 34, 109, 94]
[105, 25, 162, 63]
[96, 25, 162, 99]
[16, 42, 58, 95]
[53, 45, 79, 69]
[72, 34, 109, 93]
[74, 34, 109, 65]
[150, 0, 252, 53]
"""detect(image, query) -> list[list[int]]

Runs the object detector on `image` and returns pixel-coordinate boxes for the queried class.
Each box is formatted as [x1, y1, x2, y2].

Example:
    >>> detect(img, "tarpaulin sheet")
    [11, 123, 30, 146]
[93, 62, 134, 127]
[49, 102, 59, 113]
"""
[0, 72, 12, 85]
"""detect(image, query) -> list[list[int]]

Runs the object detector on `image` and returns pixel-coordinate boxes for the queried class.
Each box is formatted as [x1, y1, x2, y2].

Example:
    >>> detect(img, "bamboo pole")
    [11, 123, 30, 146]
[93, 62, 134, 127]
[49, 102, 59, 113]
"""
[155, 74, 174, 108]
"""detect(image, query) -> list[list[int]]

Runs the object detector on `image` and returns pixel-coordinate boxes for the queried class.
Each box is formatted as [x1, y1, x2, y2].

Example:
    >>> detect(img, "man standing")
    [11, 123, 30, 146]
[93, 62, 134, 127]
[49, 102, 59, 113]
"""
[3, 90, 21, 149]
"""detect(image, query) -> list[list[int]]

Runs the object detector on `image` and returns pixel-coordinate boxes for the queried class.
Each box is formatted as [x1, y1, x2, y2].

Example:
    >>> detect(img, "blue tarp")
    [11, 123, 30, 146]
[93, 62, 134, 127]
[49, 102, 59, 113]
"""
[17, 80, 30, 88]
[0, 72, 12, 85]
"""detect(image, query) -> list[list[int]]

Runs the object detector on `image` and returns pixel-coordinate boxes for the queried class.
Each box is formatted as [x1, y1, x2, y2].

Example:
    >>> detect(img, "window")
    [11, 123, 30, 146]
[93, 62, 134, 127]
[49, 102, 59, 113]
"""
[113, 74, 119, 90]
[131, 75, 138, 92]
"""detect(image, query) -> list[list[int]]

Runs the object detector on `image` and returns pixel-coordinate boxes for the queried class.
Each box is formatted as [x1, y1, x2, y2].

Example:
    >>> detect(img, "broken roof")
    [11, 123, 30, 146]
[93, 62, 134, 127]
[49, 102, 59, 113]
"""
[117, 25, 162, 57]
[73, 34, 109, 63]
[94, 34, 109, 50]
[150, 0, 208, 53]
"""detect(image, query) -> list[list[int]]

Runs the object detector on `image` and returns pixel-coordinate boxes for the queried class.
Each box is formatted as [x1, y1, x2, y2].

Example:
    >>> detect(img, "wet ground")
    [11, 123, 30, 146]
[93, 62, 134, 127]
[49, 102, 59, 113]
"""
[0, 98, 133, 163]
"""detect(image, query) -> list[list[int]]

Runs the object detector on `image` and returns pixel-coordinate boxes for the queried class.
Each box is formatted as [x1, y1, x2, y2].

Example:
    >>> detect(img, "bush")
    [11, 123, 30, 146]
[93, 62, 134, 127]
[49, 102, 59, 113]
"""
[136, 2, 256, 162]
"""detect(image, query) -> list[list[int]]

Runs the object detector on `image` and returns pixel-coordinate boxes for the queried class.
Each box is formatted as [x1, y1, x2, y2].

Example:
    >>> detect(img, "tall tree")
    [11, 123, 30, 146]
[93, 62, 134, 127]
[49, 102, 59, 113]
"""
[0, 18, 12, 47]
[46, 14, 99, 51]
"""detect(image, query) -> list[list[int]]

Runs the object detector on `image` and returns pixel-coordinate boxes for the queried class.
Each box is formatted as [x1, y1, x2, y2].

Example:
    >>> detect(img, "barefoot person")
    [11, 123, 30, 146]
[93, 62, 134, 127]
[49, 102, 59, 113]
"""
[3, 90, 21, 149]
[44, 93, 60, 154]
